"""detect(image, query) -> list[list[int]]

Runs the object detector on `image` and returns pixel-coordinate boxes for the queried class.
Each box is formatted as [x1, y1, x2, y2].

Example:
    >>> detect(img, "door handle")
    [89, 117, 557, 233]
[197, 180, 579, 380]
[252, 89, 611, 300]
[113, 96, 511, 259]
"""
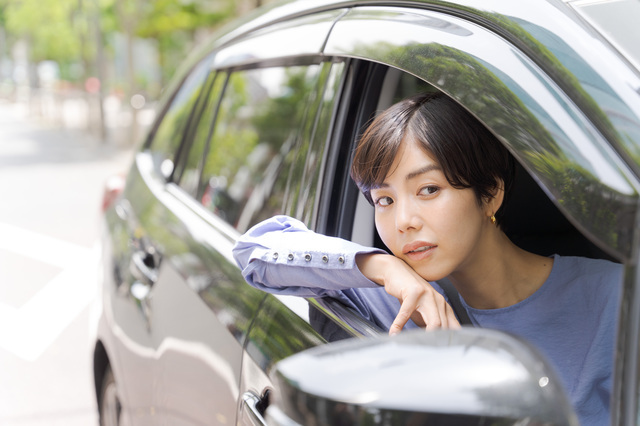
[130, 250, 159, 286]
[240, 390, 269, 426]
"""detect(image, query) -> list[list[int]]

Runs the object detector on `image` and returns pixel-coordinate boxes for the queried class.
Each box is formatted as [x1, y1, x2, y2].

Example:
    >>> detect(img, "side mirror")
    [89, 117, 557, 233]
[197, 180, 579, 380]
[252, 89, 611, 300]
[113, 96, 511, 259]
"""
[267, 328, 578, 425]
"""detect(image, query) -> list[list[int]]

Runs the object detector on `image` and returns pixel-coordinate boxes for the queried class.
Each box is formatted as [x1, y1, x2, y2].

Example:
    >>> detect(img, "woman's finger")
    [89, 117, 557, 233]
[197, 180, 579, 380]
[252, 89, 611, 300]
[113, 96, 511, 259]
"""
[445, 304, 461, 329]
[413, 290, 461, 330]
[416, 289, 449, 329]
[390, 293, 418, 335]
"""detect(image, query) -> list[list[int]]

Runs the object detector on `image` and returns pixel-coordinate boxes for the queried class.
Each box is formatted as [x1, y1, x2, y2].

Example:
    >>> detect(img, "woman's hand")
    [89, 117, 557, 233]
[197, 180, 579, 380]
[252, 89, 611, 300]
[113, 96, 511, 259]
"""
[356, 253, 460, 335]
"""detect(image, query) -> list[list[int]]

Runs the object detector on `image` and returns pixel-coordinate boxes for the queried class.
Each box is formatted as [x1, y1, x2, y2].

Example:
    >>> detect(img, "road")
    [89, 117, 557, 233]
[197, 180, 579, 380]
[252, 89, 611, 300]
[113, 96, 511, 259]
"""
[0, 100, 135, 425]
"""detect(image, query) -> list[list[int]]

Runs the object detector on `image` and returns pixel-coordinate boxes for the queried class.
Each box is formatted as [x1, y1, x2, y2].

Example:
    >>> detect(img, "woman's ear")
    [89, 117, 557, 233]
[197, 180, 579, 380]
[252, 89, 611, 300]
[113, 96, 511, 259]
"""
[484, 179, 505, 218]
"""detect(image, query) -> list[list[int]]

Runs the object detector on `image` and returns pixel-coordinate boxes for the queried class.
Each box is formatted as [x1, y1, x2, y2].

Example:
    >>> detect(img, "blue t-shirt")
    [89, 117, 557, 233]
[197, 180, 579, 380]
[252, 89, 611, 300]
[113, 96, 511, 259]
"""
[233, 215, 623, 426]
[463, 255, 621, 425]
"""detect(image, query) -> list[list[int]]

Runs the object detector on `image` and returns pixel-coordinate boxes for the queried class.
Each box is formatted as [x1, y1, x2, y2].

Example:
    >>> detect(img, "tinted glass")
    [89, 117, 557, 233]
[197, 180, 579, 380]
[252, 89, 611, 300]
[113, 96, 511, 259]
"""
[178, 72, 226, 196]
[197, 65, 321, 232]
[295, 61, 345, 227]
[147, 57, 211, 179]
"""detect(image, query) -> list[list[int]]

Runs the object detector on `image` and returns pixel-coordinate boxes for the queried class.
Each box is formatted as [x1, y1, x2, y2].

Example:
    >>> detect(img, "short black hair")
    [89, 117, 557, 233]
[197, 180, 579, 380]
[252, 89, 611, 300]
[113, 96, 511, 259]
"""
[351, 92, 516, 224]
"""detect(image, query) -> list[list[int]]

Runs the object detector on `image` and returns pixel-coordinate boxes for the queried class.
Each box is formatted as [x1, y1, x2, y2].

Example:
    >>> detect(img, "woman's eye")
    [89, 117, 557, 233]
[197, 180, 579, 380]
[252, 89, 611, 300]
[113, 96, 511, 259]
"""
[375, 196, 393, 207]
[419, 185, 439, 196]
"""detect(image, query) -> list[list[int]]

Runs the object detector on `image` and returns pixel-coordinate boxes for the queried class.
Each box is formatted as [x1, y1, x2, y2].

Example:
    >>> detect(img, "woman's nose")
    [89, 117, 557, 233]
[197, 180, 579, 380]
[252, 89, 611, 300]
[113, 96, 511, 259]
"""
[395, 197, 422, 232]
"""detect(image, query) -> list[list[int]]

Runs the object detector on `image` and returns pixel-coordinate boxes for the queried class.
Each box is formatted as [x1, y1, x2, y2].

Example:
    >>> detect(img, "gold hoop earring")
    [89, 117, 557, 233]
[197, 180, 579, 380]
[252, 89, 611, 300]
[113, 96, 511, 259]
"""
[490, 215, 497, 225]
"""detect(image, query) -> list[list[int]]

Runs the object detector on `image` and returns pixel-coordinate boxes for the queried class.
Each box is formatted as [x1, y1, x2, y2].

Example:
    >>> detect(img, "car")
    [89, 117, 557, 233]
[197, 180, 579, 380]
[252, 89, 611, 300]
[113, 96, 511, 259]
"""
[92, 0, 640, 424]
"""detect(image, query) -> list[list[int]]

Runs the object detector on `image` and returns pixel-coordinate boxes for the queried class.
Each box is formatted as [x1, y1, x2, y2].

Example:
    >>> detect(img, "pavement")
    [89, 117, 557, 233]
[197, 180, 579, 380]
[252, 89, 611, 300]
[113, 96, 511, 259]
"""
[0, 99, 136, 425]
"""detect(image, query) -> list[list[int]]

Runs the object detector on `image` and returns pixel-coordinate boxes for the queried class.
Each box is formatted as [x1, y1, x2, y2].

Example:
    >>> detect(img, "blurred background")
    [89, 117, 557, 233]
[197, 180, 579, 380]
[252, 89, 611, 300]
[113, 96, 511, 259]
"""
[0, 0, 276, 146]
[0, 0, 275, 424]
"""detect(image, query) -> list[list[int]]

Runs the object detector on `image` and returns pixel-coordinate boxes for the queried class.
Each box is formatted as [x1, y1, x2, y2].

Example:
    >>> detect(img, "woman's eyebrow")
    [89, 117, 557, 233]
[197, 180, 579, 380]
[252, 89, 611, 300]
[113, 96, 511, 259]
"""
[406, 164, 441, 181]
[370, 164, 441, 189]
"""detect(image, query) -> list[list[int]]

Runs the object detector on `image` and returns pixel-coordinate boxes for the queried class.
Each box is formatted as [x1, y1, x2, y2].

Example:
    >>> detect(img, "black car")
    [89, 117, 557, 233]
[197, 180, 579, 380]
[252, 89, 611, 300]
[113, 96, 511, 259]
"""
[92, 0, 640, 424]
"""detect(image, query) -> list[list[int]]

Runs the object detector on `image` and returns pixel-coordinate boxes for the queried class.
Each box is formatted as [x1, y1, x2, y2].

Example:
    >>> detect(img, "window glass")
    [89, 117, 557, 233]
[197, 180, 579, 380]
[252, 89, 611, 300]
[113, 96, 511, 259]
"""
[296, 61, 345, 227]
[178, 72, 226, 196]
[198, 65, 321, 232]
[281, 62, 334, 221]
[147, 57, 211, 179]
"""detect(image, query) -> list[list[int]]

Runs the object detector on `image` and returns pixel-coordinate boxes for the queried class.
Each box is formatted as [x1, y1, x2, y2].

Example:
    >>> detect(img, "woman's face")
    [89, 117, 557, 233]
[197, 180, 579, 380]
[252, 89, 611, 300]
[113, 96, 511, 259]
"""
[369, 138, 493, 282]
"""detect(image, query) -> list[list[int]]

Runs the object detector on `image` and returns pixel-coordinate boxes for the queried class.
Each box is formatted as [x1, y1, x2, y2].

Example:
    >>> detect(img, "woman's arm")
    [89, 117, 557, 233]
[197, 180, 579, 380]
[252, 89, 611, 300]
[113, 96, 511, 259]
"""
[233, 215, 459, 331]
[233, 215, 385, 297]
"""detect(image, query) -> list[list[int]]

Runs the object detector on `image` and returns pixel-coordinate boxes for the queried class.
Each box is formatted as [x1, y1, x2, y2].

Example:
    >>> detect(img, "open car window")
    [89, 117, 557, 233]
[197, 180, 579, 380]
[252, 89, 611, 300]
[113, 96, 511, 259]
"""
[350, 65, 616, 262]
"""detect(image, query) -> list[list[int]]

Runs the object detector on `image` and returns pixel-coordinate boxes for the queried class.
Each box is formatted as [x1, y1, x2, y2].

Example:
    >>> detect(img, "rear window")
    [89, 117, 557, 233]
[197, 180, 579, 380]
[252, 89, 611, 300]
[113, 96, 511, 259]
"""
[147, 57, 211, 179]
[179, 64, 322, 232]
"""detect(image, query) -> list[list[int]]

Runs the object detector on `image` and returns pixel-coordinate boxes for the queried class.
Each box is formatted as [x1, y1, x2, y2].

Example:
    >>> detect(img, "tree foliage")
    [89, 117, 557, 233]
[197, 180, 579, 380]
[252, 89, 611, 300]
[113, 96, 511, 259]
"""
[134, 0, 233, 38]
[1, 0, 84, 63]
[0, 0, 251, 90]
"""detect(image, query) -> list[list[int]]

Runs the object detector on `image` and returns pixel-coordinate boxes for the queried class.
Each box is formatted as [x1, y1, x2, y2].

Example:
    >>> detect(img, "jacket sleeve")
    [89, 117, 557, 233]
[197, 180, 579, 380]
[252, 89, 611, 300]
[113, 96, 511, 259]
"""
[232, 215, 387, 298]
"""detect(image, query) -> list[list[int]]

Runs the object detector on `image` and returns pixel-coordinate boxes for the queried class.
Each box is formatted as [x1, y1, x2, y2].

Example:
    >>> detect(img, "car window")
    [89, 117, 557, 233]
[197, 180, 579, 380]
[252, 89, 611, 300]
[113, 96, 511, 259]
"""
[193, 64, 322, 232]
[177, 71, 226, 196]
[286, 60, 345, 227]
[146, 56, 212, 179]
[346, 65, 614, 261]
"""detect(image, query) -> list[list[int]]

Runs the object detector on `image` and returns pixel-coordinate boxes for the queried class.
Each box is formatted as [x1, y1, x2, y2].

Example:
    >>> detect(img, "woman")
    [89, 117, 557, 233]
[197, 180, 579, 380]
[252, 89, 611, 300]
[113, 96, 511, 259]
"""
[233, 92, 621, 425]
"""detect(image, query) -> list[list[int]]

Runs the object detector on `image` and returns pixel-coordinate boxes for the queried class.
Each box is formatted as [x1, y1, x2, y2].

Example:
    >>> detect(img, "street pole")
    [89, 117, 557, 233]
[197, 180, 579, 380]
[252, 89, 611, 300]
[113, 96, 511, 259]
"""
[93, 0, 107, 143]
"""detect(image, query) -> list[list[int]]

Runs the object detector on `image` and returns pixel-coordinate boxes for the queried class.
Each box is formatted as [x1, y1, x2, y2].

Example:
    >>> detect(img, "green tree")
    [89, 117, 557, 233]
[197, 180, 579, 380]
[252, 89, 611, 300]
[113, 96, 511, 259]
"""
[99, 0, 234, 95]
[1, 0, 89, 81]
[134, 0, 233, 88]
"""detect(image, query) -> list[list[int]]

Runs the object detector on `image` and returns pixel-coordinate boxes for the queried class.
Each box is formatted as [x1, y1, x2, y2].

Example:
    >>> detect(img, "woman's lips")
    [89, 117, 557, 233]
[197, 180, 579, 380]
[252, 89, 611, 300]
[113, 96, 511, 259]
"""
[403, 241, 437, 260]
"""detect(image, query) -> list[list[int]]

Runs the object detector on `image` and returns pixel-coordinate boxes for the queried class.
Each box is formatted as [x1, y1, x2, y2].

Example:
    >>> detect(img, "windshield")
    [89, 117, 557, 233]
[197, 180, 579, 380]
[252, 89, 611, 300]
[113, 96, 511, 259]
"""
[567, 0, 640, 71]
